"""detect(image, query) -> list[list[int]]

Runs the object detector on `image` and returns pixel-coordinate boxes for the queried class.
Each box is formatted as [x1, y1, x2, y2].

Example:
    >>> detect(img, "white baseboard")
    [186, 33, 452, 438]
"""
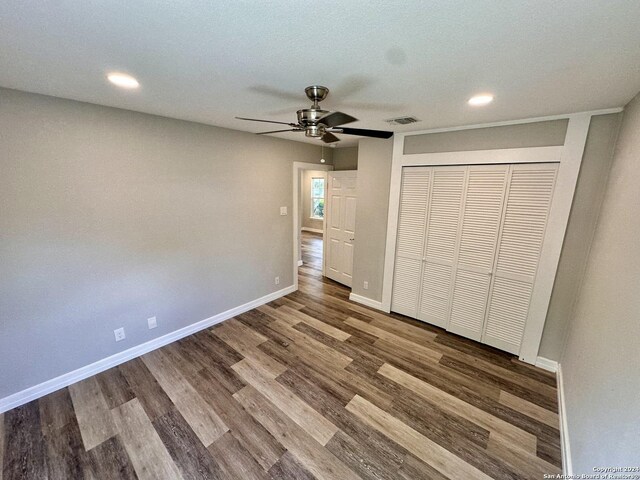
[301, 227, 323, 234]
[535, 356, 559, 373]
[349, 293, 384, 311]
[297, 260, 303, 266]
[556, 362, 572, 475]
[0, 285, 296, 414]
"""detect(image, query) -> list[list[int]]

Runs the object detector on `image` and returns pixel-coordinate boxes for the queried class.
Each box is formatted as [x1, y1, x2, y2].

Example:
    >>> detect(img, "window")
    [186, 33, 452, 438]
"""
[310, 177, 325, 219]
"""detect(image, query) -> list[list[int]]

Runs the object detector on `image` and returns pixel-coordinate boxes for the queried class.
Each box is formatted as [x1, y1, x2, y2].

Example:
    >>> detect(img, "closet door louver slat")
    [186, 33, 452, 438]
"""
[391, 168, 431, 318]
[482, 163, 558, 354]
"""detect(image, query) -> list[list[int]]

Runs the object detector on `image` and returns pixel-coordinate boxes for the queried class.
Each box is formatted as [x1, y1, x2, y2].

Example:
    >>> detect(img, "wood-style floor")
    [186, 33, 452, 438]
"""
[0, 231, 562, 479]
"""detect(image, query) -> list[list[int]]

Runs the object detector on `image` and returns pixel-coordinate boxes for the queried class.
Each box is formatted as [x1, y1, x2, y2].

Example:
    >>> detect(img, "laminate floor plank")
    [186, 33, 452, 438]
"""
[211, 318, 268, 348]
[277, 368, 408, 478]
[347, 394, 492, 480]
[486, 436, 561, 478]
[43, 418, 87, 480]
[276, 304, 352, 341]
[39, 388, 75, 437]
[379, 363, 538, 454]
[68, 377, 117, 451]
[346, 316, 443, 363]
[118, 358, 174, 421]
[211, 319, 286, 378]
[207, 431, 269, 480]
[0, 231, 561, 480]
[260, 337, 394, 409]
[440, 356, 558, 412]
[189, 367, 286, 471]
[85, 435, 138, 480]
[369, 315, 439, 344]
[95, 367, 136, 410]
[143, 349, 228, 447]
[267, 451, 316, 480]
[111, 398, 183, 480]
[266, 296, 306, 310]
[232, 359, 338, 446]
[397, 454, 450, 480]
[152, 407, 225, 480]
[499, 390, 560, 429]
[234, 386, 361, 480]
[267, 318, 353, 369]
[2, 402, 48, 480]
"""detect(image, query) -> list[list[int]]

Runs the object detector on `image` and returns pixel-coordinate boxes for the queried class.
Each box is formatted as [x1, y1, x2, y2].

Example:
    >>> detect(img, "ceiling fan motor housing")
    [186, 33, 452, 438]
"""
[297, 108, 329, 125]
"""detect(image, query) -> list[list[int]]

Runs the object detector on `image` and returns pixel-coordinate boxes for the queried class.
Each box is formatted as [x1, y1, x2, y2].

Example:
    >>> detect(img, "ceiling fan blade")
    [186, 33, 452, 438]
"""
[321, 132, 341, 143]
[256, 129, 300, 135]
[335, 127, 393, 139]
[318, 111, 358, 128]
[236, 116, 296, 126]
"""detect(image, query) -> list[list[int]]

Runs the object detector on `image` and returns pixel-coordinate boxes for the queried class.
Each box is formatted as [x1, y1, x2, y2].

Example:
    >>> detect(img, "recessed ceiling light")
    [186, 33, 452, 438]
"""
[107, 72, 139, 89]
[468, 94, 494, 106]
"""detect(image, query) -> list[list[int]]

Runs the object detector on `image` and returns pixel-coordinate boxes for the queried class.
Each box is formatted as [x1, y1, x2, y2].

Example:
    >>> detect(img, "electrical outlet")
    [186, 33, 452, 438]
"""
[275, 276, 280, 285]
[363, 281, 369, 290]
[148, 316, 157, 329]
[280, 206, 287, 216]
[114, 327, 126, 342]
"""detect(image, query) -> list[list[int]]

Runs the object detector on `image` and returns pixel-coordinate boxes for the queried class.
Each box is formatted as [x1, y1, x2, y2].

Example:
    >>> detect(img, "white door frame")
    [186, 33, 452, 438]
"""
[293, 161, 333, 291]
[380, 108, 622, 364]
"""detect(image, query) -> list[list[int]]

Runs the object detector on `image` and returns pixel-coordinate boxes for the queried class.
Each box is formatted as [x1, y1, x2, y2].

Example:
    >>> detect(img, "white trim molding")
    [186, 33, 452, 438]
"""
[349, 293, 384, 311]
[381, 111, 597, 364]
[556, 363, 573, 475]
[535, 356, 559, 373]
[0, 284, 295, 414]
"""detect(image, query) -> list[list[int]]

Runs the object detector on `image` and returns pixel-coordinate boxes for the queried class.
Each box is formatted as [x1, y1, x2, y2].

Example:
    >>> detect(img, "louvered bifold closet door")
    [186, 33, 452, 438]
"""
[391, 167, 431, 317]
[418, 166, 466, 328]
[482, 163, 559, 354]
[447, 165, 509, 341]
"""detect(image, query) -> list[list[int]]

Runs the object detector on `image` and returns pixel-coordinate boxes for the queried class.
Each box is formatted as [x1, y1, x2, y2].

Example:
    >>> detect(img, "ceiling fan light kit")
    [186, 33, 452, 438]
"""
[236, 85, 394, 143]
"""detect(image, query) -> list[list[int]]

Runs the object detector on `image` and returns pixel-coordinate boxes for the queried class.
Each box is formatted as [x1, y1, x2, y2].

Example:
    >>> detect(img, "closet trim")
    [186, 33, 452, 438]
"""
[382, 113, 596, 364]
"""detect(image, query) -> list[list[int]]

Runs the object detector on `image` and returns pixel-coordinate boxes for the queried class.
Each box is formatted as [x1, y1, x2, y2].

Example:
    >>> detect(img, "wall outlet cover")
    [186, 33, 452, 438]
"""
[114, 327, 126, 342]
[364, 281, 369, 290]
[148, 316, 157, 329]
[275, 276, 280, 285]
[280, 206, 287, 216]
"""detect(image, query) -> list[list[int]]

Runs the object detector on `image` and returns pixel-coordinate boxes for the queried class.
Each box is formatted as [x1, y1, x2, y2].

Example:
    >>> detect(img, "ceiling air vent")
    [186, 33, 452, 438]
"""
[385, 116, 421, 125]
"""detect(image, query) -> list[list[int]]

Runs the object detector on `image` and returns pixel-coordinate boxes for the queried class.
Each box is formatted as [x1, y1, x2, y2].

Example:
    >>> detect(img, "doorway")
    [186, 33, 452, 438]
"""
[292, 162, 332, 291]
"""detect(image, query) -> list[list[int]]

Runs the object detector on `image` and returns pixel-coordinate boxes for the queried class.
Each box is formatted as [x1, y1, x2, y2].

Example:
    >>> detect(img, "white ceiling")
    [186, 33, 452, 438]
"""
[1, 1, 639, 147]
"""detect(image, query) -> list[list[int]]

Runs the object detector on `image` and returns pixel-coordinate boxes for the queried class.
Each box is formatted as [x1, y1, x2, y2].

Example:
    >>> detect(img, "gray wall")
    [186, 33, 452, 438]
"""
[352, 117, 618, 361]
[351, 138, 393, 300]
[301, 170, 326, 231]
[539, 114, 621, 359]
[0, 87, 327, 399]
[404, 119, 568, 154]
[332, 146, 358, 170]
[561, 93, 640, 472]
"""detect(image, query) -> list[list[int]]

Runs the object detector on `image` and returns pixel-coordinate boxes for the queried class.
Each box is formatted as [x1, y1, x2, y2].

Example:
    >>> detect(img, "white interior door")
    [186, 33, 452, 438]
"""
[391, 167, 431, 317]
[482, 163, 559, 354]
[418, 166, 466, 328]
[447, 165, 509, 340]
[325, 171, 357, 287]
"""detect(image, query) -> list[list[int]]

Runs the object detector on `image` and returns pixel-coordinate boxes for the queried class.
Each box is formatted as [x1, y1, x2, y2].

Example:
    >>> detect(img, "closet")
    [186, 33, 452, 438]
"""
[391, 163, 558, 355]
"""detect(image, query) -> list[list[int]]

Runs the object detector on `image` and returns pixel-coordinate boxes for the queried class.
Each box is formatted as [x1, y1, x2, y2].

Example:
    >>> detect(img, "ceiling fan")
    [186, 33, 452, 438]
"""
[236, 85, 394, 143]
